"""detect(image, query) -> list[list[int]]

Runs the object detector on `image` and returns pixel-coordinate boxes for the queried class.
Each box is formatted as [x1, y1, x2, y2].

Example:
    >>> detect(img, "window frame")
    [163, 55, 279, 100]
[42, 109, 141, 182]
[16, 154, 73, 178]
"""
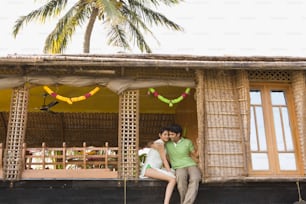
[248, 83, 303, 176]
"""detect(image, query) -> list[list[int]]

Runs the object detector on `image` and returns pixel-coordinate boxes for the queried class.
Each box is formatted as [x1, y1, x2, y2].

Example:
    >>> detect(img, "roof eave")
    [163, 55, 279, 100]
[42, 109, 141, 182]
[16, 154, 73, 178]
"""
[1, 54, 306, 70]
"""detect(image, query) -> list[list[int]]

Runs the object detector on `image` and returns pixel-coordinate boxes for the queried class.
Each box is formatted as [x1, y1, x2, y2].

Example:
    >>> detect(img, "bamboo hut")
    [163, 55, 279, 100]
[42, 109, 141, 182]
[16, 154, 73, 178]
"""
[0, 54, 306, 203]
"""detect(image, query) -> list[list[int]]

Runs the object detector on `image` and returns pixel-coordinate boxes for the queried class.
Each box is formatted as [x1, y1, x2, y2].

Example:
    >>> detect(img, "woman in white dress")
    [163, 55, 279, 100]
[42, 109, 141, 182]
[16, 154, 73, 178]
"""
[140, 127, 176, 204]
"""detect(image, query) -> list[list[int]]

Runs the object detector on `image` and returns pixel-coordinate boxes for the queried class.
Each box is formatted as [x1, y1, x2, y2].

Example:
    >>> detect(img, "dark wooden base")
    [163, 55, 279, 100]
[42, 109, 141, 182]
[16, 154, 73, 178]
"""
[0, 179, 304, 204]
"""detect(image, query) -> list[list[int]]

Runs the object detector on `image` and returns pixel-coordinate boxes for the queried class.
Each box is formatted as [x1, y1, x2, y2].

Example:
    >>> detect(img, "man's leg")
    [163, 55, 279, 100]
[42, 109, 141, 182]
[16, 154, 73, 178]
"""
[183, 166, 201, 204]
[175, 167, 188, 204]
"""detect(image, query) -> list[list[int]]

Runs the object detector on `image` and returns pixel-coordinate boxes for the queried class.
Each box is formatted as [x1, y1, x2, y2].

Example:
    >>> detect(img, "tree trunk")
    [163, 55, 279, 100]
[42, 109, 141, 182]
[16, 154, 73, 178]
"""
[83, 7, 98, 53]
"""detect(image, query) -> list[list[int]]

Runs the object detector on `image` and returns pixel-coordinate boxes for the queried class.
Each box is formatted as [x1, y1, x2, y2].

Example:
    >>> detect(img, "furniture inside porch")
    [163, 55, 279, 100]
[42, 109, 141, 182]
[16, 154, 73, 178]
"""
[1, 142, 119, 179]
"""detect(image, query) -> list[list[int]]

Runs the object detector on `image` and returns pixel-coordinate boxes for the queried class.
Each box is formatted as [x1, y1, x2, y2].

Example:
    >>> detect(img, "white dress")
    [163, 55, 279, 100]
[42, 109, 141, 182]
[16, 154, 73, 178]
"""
[140, 139, 175, 178]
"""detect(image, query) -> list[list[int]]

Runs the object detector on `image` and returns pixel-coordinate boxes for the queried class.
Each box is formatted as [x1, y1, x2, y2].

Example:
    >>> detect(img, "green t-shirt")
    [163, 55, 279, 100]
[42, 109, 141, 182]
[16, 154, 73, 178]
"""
[165, 138, 197, 169]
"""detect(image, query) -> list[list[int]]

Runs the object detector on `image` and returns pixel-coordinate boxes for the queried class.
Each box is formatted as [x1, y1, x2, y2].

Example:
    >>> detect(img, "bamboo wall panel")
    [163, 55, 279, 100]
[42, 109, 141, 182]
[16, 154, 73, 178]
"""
[291, 71, 306, 173]
[236, 70, 250, 139]
[204, 70, 245, 179]
[63, 113, 118, 147]
[235, 70, 249, 174]
[25, 112, 119, 147]
[26, 113, 62, 147]
[207, 128, 241, 141]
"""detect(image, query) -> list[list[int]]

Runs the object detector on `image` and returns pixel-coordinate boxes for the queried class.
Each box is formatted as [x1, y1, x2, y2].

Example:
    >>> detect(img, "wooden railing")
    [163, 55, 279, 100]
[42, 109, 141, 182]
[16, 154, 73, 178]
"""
[23, 142, 118, 170]
[0, 142, 118, 179]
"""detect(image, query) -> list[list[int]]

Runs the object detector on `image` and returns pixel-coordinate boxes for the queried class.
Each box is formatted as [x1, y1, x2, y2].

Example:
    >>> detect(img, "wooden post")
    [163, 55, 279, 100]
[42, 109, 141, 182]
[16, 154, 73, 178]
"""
[105, 142, 109, 169]
[62, 142, 66, 169]
[83, 142, 87, 169]
[22, 143, 26, 170]
[195, 70, 205, 181]
[42, 142, 46, 169]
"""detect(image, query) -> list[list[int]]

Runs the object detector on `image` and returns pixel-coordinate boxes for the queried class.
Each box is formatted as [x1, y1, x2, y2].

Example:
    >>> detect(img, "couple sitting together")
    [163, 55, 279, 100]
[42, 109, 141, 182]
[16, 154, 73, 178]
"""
[140, 124, 201, 204]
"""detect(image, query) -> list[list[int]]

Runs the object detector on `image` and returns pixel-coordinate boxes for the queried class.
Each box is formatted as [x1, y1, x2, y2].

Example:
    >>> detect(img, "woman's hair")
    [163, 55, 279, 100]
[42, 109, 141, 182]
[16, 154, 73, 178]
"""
[159, 126, 169, 134]
[168, 124, 182, 135]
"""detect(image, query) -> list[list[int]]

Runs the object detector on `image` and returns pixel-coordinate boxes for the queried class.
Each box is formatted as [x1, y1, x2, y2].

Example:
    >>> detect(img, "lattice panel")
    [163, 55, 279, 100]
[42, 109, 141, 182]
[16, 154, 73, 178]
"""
[248, 70, 291, 82]
[118, 90, 139, 179]
[3, 87, 29, 181]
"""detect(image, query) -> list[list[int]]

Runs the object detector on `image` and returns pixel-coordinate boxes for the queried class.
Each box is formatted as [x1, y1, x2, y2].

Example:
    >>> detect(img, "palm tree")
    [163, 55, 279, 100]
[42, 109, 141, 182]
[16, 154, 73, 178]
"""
[13, 0, 183, 54]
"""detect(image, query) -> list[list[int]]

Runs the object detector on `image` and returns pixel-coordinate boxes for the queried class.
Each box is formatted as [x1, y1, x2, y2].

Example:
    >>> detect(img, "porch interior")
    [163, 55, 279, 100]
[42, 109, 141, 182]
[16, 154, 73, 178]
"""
[0, 85, 197, 179]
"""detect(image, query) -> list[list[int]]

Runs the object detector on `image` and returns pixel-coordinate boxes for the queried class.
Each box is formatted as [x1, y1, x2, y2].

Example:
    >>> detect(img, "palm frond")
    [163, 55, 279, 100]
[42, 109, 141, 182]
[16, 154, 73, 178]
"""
[96, 0, 124, 25]
[129, 0, 183, 31]
[153, 0, 182, 5]
[126, 19, 152, 53]
[44, 1, 89, 53]
[13, 0, 68, 37]
[106, 24, 130, 50]
[128, 0, 181, 7]
[121, 4, 154, 36]
[117, 0, 182, 53]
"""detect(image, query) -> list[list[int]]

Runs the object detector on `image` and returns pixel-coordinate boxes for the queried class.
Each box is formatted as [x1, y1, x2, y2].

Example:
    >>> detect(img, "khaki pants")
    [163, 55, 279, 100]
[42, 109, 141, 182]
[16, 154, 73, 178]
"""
[175, 166, 201, 204]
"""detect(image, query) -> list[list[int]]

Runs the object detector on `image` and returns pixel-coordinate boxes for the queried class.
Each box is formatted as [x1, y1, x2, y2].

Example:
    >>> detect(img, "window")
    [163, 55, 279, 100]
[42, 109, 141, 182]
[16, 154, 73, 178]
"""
[249, 84, 302, 176]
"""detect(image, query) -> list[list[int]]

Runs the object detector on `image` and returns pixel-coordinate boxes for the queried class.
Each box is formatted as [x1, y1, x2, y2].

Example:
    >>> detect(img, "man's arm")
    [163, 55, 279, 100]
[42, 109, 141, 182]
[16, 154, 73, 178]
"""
[190, 141, 199, 163]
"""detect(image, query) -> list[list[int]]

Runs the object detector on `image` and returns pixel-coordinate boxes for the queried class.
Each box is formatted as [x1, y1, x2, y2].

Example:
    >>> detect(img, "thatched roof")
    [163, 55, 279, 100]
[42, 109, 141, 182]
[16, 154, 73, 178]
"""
[1, 54, 306, 70]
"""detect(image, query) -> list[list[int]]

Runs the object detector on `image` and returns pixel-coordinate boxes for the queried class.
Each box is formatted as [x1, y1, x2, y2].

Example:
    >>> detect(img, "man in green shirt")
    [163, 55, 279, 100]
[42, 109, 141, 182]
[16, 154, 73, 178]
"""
[166, 124, 201, 204]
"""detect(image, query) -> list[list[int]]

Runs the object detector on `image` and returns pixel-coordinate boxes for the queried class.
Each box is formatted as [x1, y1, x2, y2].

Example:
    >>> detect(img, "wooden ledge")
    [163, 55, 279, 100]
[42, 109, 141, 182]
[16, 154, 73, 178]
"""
[22, 169, 118, 179]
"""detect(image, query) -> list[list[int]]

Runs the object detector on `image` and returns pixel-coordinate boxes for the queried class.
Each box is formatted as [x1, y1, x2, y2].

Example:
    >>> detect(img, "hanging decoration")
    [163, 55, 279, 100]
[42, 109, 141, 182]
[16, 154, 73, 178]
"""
[43, 86, 100, 104]
[148, 88, 191, 107]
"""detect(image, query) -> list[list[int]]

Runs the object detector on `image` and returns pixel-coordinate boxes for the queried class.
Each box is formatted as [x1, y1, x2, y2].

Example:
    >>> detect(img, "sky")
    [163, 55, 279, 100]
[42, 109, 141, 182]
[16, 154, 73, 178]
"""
[1, 0, 306, 57]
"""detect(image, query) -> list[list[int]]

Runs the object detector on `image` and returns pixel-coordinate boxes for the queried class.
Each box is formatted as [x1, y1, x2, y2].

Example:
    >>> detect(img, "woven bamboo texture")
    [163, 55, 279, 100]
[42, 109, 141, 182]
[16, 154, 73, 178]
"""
[118, 90, 139, 179]
[203, 70, 246, 179]
[291, 71, 306, 174]
[235, 70, 250, 175]
[123, 67, 195, 79]
[25, 112, 118, 147]
[3, 87, 29, 181]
